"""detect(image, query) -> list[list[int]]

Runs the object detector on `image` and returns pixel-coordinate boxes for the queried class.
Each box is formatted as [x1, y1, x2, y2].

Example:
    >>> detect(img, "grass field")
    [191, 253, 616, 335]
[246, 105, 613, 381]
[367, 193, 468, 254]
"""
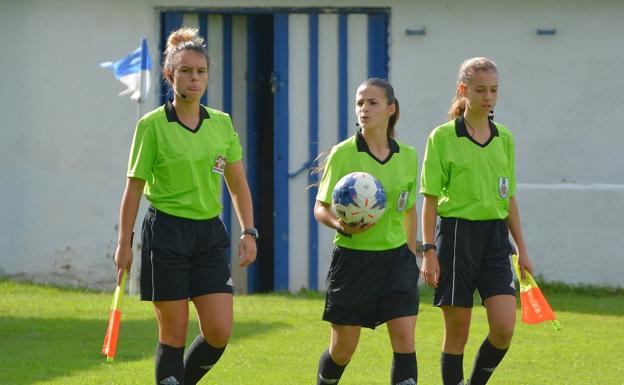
[1, 279, 623, 385]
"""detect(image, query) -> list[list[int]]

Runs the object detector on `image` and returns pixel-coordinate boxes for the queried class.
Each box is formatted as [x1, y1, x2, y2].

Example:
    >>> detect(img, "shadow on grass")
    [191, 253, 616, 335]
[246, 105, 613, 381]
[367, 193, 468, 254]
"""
[0, 316, 289, 385]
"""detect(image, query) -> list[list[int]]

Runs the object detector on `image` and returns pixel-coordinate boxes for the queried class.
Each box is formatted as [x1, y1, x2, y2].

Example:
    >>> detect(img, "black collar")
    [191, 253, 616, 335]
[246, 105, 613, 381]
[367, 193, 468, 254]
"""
[164, 100, 210, 133]
[455, 116, 499, 147]
[355, 129, 399, 165]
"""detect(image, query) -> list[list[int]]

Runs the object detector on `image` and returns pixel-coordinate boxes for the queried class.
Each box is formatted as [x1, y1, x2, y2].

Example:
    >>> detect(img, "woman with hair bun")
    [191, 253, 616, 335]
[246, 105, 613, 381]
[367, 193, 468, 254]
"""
[113, 27, 257, 385]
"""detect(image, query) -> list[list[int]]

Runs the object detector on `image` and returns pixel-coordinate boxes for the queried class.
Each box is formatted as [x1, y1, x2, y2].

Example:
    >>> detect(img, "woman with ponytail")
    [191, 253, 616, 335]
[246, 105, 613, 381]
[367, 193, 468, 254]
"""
[113, 27, 257, 385]
[314, 78, 420, 385]
[420, 57, 534, 385]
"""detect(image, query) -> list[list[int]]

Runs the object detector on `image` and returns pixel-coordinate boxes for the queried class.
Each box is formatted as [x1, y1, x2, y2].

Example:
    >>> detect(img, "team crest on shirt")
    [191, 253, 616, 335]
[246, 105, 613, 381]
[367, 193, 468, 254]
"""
[212, 155, 226, 174]
[396, 190, 409, 212]
[498, 177, 509, 199]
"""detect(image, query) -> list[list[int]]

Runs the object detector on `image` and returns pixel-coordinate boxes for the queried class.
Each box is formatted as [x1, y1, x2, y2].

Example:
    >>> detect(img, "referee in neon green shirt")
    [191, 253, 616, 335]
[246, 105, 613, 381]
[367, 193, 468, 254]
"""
[420, 57, 534, 385]
[314, 78, 420, 385]
[113, 28, 257, 385]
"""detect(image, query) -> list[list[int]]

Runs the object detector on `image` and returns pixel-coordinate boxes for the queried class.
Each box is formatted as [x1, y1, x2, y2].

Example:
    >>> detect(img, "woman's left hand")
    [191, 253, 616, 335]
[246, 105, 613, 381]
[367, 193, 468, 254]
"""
[238, 235, 257, 267]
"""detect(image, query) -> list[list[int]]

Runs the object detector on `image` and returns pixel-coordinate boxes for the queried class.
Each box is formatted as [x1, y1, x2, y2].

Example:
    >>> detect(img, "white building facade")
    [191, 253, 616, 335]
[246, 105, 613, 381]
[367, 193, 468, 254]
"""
[1, 0, 622, 291]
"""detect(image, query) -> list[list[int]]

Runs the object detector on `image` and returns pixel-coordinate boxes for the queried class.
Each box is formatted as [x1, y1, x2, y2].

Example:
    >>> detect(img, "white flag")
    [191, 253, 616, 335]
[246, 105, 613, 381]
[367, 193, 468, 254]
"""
[100, 38, 151, 102]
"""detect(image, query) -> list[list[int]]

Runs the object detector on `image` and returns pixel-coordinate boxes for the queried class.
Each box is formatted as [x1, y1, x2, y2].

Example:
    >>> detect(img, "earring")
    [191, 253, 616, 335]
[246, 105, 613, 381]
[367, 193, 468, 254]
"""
[488, 110, 494, 121]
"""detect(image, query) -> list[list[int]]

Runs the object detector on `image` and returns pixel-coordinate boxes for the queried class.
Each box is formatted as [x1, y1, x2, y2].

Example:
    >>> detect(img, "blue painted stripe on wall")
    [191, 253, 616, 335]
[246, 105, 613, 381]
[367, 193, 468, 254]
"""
[160, 12, 183, 105]
[199, 13, 208, 106]
[368, 13, 389, 79]
[222, 15, 233, 238]
[308, 14, 319, 291]
[338, 14, 348, 141]
[273, 14, 289, 291]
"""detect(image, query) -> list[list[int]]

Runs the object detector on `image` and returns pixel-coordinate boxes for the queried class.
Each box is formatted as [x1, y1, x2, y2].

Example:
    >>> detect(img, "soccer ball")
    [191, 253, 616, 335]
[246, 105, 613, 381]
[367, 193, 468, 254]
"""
[331, 172, 386, 225]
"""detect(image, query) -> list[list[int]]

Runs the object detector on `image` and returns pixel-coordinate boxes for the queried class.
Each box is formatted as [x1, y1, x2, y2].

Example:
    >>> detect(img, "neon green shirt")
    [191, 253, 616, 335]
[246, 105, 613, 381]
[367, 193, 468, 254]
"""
[420, 117, 515, 220]
[127, 101, 243, 219]
[316, 131, 418, 250]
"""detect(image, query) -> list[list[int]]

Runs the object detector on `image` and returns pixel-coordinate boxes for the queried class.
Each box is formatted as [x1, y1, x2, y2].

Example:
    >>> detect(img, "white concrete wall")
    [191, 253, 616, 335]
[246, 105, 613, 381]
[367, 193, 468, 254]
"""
[1, 0, 622, 289]
[389, 0, 624, 287]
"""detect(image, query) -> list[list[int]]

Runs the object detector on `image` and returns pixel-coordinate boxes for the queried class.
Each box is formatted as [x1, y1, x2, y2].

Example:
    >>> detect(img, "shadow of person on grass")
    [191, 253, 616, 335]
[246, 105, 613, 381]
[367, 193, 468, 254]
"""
[0, 316, 289, 385]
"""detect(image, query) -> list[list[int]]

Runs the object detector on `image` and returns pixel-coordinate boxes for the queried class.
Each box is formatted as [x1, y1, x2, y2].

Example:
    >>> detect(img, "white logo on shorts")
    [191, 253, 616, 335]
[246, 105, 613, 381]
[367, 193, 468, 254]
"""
[397, 378, 416, 385]
[159, 376, 180, 385]
[318, 374, 340, 384]
[226, 277, 233, 287]
[510, 280, 515, 289]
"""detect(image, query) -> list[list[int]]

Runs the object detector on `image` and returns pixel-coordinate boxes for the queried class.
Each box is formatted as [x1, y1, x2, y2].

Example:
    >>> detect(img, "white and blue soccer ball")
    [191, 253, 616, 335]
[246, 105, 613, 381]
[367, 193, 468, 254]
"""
[331, 172, 386, 225]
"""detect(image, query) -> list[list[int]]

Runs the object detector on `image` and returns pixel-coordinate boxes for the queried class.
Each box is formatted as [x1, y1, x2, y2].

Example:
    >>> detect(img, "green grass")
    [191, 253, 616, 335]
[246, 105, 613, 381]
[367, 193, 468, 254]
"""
[1, 279, 623, 385]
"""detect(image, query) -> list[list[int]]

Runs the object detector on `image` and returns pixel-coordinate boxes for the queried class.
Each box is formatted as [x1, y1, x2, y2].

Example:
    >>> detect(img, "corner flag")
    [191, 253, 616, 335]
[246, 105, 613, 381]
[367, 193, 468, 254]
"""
[512, 254, 561, 330]
[101, 271, 128, 362]
[100, 38, 151, 102]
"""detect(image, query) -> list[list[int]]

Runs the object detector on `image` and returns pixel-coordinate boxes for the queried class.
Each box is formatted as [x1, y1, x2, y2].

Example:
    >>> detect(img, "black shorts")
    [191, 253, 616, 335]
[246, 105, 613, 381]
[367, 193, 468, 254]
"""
[433, 217, 515, 308]
[323, 244, 420, 329]
[140, 206, 233, 301]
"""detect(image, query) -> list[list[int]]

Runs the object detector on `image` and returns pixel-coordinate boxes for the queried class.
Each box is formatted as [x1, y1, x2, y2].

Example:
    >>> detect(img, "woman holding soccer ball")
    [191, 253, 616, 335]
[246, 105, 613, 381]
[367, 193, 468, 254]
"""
[314, 78, 420, 385]
[113, 27, 257, 385]
[420, 57, 534, 385]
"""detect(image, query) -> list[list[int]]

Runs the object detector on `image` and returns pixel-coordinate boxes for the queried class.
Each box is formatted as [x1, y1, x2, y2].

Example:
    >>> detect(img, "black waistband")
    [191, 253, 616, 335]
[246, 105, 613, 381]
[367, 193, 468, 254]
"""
[440, 216, 506, 225]
[147, 206, 220, 223]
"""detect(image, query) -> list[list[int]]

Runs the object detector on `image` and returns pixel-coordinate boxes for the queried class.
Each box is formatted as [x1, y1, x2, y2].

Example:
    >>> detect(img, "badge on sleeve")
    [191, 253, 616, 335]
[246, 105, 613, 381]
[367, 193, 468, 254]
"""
[499, 177, 509, 199]
[396, 190, 408, 212]
[212, 155, 227, 175]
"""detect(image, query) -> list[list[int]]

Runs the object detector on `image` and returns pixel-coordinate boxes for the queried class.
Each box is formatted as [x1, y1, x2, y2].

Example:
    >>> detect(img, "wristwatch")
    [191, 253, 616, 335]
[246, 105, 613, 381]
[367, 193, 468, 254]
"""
[422, 243, 437, 252]
[240, 228, 259, 240]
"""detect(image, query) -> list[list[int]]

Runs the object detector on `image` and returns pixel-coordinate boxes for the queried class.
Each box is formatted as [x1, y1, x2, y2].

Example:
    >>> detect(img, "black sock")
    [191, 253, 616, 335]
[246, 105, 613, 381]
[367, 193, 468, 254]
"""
[467, 338, 508, 385]
[155, 343, 185, 385]
[183, 335, 227, 385]
[391, 352, 417, 385]
[441, 352, 464, 385]
[317, 349, 347, 384]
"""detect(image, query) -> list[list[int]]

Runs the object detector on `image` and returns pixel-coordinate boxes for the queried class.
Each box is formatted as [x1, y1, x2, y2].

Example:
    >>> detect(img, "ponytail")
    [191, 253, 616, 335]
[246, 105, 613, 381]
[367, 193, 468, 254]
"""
[388, 97, 399, 138]
[448, 92, 467, 120]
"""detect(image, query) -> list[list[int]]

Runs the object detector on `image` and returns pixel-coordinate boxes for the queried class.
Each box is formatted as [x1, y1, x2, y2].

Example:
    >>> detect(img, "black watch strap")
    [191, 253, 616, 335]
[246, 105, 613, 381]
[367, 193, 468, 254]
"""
[240, 228, 259, 240]
[422, 243, 436, 252]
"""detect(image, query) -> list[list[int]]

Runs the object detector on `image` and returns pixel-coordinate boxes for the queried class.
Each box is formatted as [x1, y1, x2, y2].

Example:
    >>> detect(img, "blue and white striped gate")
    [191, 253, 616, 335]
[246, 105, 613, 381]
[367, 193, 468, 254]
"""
[161, 8, 389, 293]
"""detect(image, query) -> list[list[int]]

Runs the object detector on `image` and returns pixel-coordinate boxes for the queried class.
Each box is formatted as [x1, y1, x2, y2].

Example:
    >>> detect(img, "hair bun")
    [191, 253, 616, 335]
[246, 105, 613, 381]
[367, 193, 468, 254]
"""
[166, 27, 202, 49]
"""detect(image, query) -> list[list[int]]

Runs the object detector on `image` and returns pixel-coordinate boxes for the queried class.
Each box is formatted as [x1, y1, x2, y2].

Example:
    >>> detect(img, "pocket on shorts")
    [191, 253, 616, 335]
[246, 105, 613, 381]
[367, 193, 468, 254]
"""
[213, 219, 231, 252]
[396, 247, 420, 290]
[327, 247, 351, 286]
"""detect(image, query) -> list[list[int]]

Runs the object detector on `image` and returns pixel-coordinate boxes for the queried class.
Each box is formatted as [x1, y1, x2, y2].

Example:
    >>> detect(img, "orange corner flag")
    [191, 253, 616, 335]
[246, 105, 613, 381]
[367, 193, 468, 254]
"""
[512, 254, 561, 330]
[102, 270, 128, 362]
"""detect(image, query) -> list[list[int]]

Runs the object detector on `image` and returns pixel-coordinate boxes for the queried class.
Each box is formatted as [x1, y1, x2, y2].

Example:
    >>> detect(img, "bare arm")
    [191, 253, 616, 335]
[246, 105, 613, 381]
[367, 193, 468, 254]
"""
[224, 160, 256, 267]
[114, 177, 145, 284]
[421, 194, 439, 287]
[403, 205, 418, 254]
[507, 196, 533, 278]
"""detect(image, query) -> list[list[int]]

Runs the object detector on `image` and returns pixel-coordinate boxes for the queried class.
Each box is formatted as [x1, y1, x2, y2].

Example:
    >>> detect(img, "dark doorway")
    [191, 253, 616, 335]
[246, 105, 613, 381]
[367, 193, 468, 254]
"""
[246, 14, 274, 292]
